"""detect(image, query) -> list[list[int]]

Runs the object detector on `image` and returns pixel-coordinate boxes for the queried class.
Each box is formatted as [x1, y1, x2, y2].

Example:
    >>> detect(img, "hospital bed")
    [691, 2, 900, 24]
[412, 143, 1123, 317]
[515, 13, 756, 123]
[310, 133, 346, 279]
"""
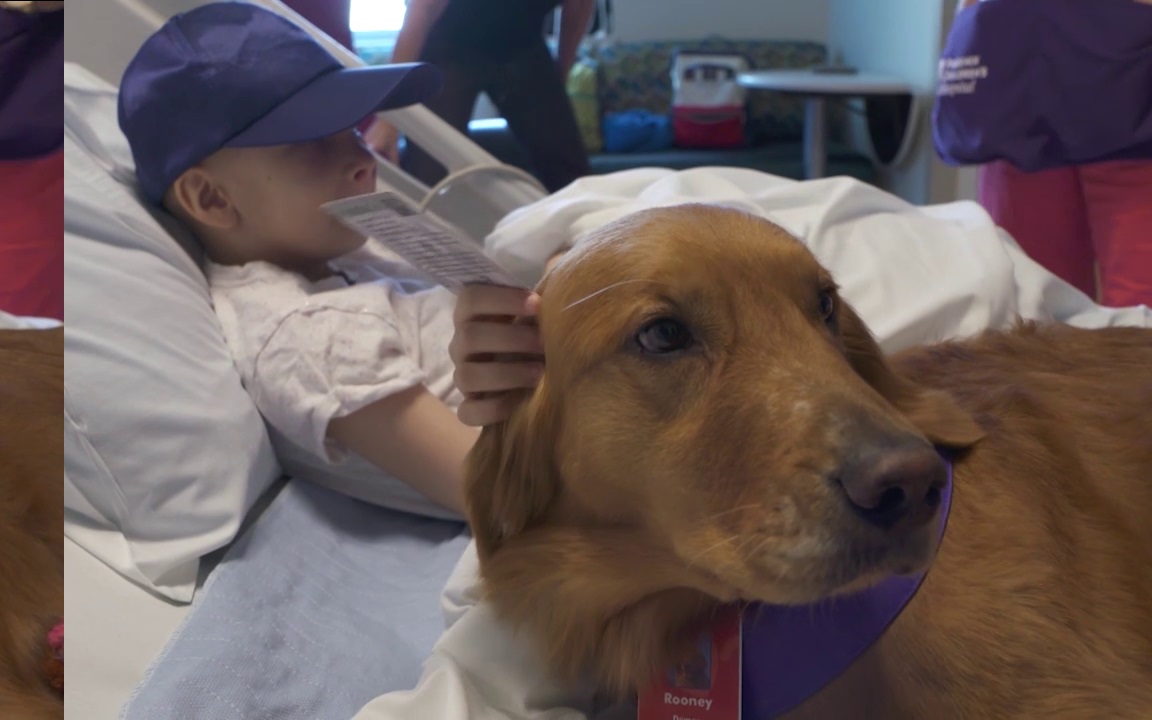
[63, 0, 541, 717]
[62, 1, 1152, 719]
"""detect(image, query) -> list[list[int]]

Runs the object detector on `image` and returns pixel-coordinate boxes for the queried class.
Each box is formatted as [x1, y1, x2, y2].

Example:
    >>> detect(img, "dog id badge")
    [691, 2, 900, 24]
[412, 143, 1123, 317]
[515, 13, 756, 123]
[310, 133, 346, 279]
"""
[637, 604, 742, 720]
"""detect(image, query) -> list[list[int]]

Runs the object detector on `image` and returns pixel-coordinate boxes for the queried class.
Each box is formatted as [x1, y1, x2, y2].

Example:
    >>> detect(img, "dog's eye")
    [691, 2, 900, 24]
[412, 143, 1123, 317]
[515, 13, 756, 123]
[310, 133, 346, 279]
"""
[636, 318, 693, 354]
[819, 291, 836, 322]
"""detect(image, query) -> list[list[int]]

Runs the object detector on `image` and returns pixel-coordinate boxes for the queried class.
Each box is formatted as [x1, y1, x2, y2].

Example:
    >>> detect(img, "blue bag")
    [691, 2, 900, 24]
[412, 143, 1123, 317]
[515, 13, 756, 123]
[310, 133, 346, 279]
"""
[602, 110, 675, 153]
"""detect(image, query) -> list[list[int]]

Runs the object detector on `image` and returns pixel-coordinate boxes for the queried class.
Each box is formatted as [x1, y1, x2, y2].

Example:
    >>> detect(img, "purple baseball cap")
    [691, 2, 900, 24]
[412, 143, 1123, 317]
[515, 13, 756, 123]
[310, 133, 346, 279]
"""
[117, 1, 443, 204]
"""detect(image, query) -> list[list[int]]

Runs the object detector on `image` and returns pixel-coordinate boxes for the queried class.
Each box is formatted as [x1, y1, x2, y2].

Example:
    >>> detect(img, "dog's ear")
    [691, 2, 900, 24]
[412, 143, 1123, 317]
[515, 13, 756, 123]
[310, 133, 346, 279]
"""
[837, 302, 983, 449]
[465, 379, 562, 563]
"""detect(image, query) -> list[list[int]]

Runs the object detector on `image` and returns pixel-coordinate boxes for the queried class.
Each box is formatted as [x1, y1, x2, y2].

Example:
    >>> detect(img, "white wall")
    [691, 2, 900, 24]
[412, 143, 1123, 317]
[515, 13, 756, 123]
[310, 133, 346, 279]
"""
[827, 0, 962, 204]
[613, 0, 829, 42]
[954, 166, 979, 201]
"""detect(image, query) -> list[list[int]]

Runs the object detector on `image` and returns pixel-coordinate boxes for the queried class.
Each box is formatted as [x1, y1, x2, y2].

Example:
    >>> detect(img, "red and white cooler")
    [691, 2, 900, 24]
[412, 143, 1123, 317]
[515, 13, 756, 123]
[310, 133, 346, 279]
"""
[671, 52, 749, 149]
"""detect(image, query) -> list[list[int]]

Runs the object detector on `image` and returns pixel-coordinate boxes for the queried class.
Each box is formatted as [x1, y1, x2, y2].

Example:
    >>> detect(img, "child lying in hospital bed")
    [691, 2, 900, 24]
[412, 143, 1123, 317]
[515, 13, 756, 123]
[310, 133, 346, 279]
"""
[118, 2, 479, 518]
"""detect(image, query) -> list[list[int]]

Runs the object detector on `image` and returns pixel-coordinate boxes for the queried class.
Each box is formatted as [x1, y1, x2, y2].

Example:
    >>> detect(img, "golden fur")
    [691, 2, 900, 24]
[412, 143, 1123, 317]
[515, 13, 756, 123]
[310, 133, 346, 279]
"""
[0, 328, 64, 718]
[465, 205, 1152, 718]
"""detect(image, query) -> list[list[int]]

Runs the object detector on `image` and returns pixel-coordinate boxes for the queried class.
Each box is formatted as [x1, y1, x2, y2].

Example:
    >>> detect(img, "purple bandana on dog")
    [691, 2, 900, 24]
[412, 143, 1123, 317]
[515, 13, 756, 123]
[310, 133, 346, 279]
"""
[739, 455, 954, 718]
[932, 0, 1152, 172]
[0, 7, 63, 160]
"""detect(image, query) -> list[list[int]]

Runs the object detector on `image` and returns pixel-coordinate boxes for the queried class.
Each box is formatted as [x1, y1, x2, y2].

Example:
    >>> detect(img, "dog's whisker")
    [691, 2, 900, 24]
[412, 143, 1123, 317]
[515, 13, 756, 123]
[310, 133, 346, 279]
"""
[700, 503, 760, 523]
[743, 534, 776, 567]
[740, 528, 773, 552]
[685, 534, 742, 567]
[560, 279, 656, 312]
[728, 531, 771, 570]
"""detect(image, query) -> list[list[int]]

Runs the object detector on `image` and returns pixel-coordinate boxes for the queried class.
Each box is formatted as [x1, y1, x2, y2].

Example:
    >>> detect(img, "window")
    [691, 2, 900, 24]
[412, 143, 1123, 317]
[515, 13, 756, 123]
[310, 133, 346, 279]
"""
[350, 0, 406, 60]
[350, 0, 406, 33]
[349, 0, 613, 62]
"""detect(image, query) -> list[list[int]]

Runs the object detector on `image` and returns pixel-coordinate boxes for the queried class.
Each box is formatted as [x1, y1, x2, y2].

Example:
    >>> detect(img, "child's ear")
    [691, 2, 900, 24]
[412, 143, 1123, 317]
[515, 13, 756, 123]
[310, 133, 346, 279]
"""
[166, 167, 238, 231]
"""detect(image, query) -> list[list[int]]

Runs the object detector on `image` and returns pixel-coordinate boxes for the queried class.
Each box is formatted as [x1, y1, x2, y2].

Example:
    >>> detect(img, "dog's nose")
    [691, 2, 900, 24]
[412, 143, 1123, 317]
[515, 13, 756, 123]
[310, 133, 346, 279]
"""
[834, 443, 947, 531]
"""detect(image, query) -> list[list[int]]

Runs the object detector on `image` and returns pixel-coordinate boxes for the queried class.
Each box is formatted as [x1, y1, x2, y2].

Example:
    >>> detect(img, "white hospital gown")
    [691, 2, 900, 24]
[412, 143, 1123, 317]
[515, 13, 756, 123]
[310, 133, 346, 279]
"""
[207, 238, 464, 520]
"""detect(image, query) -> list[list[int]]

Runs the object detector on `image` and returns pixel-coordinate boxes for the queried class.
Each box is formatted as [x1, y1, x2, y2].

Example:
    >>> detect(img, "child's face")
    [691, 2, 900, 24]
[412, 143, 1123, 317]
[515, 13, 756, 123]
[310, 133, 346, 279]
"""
[208, 128, 378, 267]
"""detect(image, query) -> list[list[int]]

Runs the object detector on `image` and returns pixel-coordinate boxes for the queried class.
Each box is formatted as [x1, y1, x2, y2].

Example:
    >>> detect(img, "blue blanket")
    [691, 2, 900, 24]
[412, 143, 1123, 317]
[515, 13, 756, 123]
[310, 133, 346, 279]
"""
[122, 479, 471, 719]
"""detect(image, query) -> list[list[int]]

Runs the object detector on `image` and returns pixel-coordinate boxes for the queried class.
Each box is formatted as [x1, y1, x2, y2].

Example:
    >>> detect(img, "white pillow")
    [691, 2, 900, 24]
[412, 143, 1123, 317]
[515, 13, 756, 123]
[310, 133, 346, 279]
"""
[63, 63, 281, 602]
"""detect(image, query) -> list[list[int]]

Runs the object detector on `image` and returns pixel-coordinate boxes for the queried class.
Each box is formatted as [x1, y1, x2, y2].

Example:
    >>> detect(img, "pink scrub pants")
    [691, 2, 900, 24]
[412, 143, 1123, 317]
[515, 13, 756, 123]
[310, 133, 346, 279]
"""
[979, 159, 1152, 308]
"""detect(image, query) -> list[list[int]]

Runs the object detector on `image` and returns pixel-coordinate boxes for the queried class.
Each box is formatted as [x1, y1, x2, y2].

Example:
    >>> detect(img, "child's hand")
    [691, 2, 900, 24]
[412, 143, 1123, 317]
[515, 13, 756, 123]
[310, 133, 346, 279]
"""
[450, 285, 544, 426]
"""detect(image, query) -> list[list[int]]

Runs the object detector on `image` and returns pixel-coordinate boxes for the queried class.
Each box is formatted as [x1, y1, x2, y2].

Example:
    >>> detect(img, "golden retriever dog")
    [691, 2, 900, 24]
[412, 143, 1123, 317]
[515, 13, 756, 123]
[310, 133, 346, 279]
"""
[465, 205, 1152, 718]
[0, 327, 64, 719]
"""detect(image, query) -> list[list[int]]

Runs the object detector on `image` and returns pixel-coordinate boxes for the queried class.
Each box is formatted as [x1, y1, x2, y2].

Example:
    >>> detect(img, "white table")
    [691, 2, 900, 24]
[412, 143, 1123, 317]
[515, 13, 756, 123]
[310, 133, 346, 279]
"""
[738, 69, 914, 179]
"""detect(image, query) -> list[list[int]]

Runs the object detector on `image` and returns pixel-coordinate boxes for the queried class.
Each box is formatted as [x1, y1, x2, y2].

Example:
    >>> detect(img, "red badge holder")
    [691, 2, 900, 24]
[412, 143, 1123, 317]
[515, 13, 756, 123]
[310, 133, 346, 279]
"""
[638, 604, 742, 720]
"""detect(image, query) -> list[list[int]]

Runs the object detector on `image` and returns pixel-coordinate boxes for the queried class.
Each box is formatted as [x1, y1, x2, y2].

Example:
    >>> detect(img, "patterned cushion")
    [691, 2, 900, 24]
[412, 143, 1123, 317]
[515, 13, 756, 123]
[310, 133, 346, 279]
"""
[586, 38, 827, 144]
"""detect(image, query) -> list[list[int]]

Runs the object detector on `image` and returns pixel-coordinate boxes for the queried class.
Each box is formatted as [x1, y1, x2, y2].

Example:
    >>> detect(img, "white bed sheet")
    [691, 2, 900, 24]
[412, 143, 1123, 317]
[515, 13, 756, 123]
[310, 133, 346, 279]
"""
[64, 536, 190, 719]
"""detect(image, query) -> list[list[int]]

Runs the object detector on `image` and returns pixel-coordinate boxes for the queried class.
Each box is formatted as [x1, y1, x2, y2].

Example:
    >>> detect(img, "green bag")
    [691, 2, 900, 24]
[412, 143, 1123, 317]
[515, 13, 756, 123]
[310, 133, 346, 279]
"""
[566, 59, 603, 154]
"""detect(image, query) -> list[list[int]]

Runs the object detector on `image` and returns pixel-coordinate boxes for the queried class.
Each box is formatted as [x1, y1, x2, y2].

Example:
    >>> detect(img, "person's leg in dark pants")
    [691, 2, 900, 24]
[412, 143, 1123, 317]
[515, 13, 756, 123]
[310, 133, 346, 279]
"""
[400, 58, 485, 189]
[485, 41, 590, 193]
